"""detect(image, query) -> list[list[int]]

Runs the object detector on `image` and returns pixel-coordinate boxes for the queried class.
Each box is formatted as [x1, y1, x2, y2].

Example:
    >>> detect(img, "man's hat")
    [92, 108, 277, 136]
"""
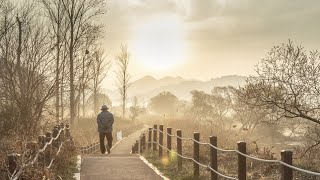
[101, 105, 109, 110]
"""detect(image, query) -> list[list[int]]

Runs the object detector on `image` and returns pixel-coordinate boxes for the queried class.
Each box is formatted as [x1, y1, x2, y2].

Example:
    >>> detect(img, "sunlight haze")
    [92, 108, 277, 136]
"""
[102, 0, 320, 90]
[2, 1, 320, 179]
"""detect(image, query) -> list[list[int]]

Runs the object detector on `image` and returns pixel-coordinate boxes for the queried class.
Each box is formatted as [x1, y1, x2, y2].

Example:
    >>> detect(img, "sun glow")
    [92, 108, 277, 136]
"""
[131, 15, 186, 71]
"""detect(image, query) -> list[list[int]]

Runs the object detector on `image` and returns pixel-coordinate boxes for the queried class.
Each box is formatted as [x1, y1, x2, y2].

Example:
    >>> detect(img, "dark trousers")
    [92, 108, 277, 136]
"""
[99, 132, 113, 154]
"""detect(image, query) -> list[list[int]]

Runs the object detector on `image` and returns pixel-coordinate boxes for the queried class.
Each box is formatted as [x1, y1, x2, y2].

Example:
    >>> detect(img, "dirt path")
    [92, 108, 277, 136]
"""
[80, 129, 164, 180]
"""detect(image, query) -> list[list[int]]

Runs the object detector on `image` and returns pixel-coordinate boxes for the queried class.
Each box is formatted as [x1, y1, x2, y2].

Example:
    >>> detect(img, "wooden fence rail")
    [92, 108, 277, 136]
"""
[7, 123, 72, 180]
[132, 124, 320, 180]
[79, 123, 144, 154]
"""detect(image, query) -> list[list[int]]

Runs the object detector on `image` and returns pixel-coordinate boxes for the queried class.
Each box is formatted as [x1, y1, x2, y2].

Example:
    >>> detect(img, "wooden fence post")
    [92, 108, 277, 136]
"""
[90, 144, 94, 153]
[139, 135, 143, 153]
[86, 145, 90, 154]
[193, 132, 200, 177]
[238, 141, 247, 180]
[281, 150, 293, 180]
[143, 133, 146, 151]
[38, 135, 46, 167]
[135, 140, 139, 153]
[148, 128, 152, 149]
[210, 136, 218, 180]
[57, 124, 61, 144]
[96, 142, 99, 152]
[159, 125, 163, 158]
[52, 127, 59, 148]
[66, 123, 70, 139]
[26, 141, 37, 163]
[177, 129, 182, 171]
[167, 127, 172, 156]
[60, 123, 65, 141]
[153, 125, 157, 151]
[45, 132, 52, 166]
[132, 141, 136, 153]
[8, 154, 18, 175]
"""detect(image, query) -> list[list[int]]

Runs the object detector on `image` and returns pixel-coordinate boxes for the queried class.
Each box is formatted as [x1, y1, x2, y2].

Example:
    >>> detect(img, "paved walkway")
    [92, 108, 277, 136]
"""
[80, 129, 164, 180]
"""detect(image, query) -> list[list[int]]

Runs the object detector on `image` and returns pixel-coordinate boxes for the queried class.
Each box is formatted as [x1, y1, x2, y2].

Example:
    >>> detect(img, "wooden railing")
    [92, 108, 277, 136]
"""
[7, 123, 72, 180]
[79, 123, 144, 154]
[133, 124, 320, 180]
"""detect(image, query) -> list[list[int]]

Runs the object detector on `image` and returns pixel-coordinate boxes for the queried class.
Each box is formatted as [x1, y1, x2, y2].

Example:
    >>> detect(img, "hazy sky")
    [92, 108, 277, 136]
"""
[102, 0, 320, 88]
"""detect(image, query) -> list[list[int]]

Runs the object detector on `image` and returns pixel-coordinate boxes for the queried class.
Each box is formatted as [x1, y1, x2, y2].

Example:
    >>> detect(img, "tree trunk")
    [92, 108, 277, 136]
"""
[69, 23, 75, 126]
[55, 30, 60, 123]
[93, 87, 98, 115]
[82, 53, 85, 118]
[60, 73, 64, 121]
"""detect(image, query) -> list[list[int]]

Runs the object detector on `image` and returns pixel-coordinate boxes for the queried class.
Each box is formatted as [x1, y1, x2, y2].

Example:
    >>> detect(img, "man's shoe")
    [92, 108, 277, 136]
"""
[107, 148, 111, 154]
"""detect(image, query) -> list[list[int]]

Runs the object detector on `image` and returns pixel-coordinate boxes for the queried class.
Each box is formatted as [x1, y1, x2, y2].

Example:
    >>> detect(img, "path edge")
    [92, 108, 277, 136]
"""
[139, 155, 170, 180]
[74, 155, 81, 180]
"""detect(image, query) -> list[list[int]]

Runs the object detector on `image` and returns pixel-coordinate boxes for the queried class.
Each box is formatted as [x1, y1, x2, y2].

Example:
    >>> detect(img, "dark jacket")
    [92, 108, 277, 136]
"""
[97, 111, 114, 133]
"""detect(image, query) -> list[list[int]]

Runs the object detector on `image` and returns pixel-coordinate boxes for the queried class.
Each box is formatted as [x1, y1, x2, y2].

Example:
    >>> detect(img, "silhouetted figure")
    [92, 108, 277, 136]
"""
[97, 105, 114, 154]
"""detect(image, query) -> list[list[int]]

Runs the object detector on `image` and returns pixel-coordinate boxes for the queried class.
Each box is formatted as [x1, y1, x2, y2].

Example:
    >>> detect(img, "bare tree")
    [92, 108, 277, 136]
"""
[0, 1, 57, 135]
[62, 0, 105, 126]
[238, 40, 320, 153]
[190, 87, 232, 128]
[115, 45, 131, 120]
[90, 47, 110, 115]
[232, 93, 266, 133]
[149, 91, 179, 116]
[238, 41, 320, 125]
[130, 96, 144, 121]
[41, 0, 67, 122]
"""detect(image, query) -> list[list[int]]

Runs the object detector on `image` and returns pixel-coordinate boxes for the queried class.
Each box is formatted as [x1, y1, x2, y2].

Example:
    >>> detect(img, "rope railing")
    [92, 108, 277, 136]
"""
[79, 123, 144, 154]
[7, 123, 72, 180]
[133, 125, 320, 180]
[151, 140, 237, 180]
[155, 127, 320, 176]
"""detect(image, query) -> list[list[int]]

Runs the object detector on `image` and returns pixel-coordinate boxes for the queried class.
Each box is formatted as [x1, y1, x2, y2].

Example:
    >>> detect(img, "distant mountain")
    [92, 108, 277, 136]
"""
[104, 75, 247, 104]
[129, 75, 185, 95]
[208, 75, 247, 87]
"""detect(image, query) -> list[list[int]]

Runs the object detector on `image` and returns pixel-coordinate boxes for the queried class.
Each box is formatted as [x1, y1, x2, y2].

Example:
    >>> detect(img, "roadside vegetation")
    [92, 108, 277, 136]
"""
[139, 41, 320, 179]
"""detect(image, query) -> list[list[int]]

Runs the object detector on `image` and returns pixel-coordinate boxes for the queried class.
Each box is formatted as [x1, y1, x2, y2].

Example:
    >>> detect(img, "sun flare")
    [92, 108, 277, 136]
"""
[131, 15, 186, 71]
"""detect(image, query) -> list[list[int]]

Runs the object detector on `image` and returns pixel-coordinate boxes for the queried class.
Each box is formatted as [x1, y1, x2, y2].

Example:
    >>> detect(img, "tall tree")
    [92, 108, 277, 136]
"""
[62, 0, 105, 126]
[115, 45, 131, 120]
[41, 0, 66, 122]
[149, 92, 179, 116]
[0, 1, 57, 135]
[238, 41, 320, 125]
[91, 47, 110, 115]
[238, 40, 320, 153]
[130, 96, 144, 121]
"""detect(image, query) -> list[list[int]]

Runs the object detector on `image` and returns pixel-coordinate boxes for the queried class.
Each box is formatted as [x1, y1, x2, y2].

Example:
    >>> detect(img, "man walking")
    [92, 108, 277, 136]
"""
[97, 105, 114, 154]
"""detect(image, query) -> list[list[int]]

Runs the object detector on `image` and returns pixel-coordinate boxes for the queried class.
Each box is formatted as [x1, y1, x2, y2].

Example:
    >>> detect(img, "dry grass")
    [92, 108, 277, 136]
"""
[142, 118, 320, 180]
[0, 132, 78, 179]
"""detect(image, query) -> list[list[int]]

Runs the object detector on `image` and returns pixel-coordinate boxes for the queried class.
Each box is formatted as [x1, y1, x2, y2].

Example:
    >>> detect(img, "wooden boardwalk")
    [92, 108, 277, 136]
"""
[80, 130, 164, 180]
